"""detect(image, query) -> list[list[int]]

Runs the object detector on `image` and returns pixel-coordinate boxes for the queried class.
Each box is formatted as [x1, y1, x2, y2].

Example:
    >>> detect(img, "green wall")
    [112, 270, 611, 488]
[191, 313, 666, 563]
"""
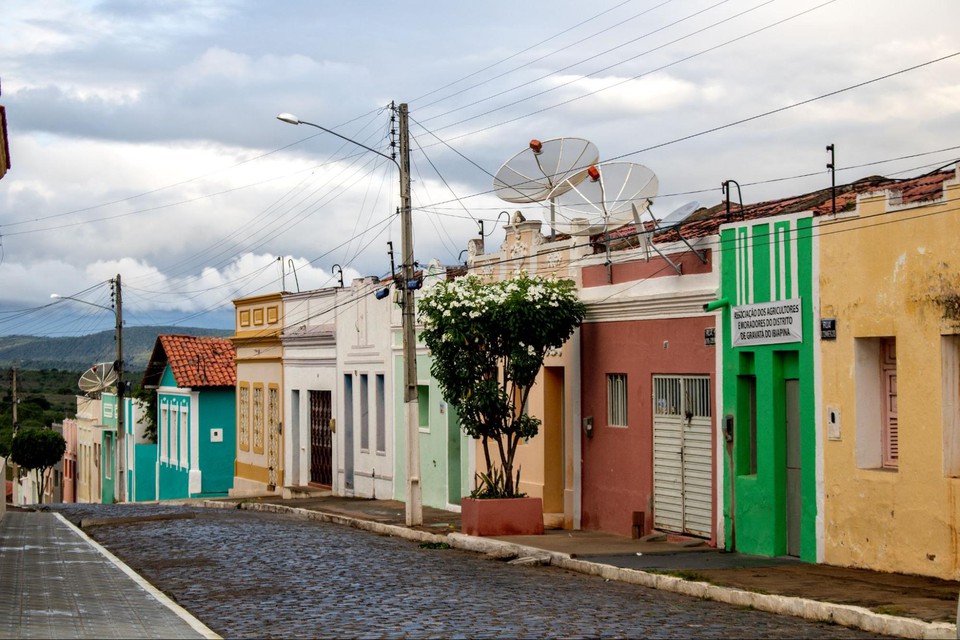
[719, 215, 817, 561]
[393, 347, 470, 509]
[197, 388, 236, 496]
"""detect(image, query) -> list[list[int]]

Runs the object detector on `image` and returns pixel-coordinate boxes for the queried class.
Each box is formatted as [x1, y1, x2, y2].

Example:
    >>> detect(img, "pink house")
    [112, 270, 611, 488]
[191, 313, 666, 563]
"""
[61, 417, 78, 503]
[578, 227, 720, 543]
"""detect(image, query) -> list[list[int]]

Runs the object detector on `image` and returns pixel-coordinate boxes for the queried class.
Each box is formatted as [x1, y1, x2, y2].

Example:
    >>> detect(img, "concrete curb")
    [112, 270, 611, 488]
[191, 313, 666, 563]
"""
[200, 500, 956, 639]
[55, 512, 222, 639]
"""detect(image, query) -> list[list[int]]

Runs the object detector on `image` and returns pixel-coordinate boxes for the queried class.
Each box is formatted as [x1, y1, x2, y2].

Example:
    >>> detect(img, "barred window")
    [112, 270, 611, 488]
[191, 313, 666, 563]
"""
[607, 373, 628, 427]
[253, 385, 264, 453]
[239, 385, 250, 451]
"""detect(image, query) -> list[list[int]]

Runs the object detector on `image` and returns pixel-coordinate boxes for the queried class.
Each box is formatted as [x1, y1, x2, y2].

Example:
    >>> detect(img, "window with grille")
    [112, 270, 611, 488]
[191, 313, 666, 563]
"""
[253, 385, 264, 453]
[607, 373, 628, 427]
[238, 384, 250, 451]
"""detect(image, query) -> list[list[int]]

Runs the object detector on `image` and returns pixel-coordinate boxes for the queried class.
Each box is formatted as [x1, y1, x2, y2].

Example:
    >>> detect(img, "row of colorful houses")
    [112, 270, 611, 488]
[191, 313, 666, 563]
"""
[57, 164, 960, 581]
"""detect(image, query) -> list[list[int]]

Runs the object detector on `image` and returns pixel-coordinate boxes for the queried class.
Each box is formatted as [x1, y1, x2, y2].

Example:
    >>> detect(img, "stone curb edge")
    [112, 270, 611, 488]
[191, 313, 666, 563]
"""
[54, 512, 222, 640]
[198, 500, 956, 640]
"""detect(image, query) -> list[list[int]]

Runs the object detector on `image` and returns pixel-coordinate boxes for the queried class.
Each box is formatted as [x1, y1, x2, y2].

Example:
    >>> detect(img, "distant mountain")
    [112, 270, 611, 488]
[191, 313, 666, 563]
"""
[0, 326, 233, 372]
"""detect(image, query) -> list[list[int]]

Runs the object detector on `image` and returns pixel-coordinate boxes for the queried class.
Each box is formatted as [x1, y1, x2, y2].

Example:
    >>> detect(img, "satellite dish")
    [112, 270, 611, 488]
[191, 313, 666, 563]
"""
[552, 162, 659, 236]
[493, 137, 599, 204]
[640, 200, 707, 272]
[655, 201, 700, 233]
[78, 362, 118, 397]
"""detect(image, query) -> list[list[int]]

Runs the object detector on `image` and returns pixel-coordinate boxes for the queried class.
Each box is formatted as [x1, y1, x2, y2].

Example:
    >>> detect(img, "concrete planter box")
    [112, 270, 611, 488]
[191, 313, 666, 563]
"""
[461, 497, 544, 536]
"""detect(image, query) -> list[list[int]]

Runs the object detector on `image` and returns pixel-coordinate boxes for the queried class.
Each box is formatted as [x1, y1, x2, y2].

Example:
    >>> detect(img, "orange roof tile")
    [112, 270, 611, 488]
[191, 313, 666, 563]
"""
[602, 168, 955, 251]
[143, 335, 236, 389]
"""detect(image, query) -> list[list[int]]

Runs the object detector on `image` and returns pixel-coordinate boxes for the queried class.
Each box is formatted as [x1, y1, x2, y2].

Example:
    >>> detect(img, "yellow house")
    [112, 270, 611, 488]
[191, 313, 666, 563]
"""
[819, 165, 960, 579]
[231, 293, 285, 495]
[468, 215, 590, 529]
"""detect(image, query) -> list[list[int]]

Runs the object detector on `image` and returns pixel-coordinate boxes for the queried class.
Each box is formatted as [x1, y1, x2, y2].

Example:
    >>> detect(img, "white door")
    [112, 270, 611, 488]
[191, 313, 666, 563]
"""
[653, 376, 712, 538]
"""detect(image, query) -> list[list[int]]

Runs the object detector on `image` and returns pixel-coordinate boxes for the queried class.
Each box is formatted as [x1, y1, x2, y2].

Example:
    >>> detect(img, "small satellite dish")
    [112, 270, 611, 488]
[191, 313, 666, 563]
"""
[78, 362, 118, 397]
[552, 162, 659, 236]
[493, 137, 599, 204]
[655, 201, 700, 233]
[641, 200, 707, 271]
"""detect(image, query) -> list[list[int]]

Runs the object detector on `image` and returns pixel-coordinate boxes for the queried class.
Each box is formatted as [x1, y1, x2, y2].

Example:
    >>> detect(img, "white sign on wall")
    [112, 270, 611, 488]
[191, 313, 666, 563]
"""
[731, 298, 803, 347]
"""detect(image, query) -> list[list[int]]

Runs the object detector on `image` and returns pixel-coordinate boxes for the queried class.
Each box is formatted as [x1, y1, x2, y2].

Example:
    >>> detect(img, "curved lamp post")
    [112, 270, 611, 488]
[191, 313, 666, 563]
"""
[278, 107, 423, 526]
[51, 275, 125, 504]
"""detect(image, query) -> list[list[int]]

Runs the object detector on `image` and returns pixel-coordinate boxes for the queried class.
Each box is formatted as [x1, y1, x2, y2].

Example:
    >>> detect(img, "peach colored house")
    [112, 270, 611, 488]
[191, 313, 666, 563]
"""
[467, 216, 590, 529]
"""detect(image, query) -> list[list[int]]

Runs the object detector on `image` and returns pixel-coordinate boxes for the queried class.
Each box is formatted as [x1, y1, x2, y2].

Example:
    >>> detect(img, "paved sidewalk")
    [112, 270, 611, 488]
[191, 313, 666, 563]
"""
[0, 510, 218, 639]
[207, 493, 959, 639]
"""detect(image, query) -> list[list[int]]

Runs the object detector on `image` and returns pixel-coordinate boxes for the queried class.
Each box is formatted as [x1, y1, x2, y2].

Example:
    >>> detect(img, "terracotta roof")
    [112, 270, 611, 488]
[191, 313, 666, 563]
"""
[602, 167, 956, 252]
[142, 335, 236, 389]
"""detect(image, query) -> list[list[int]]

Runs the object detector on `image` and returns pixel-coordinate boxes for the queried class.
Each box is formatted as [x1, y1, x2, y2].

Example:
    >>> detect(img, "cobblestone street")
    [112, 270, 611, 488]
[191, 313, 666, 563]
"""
[50, 504, 887, 639]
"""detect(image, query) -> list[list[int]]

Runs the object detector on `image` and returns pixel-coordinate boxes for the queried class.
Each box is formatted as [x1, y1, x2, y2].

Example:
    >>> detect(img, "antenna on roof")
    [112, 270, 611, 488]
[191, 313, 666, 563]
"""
[826, 144, 836, 215]
[722, 180, 744, 222]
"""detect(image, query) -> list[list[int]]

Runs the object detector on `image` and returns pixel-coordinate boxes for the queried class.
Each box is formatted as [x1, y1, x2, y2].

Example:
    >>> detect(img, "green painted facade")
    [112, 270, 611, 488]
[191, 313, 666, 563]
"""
[393, 343, 471, 509]
[718, 214, 817, 561]
[102, 392, 157, 502]
[156, 364, 236, 500]
[100, 430, 116, 504]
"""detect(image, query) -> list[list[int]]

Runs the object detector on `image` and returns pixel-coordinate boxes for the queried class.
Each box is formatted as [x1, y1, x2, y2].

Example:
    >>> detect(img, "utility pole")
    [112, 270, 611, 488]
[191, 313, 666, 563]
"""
[399, 103, 422, 526]
[10, 367, 19, 505]
[114, 274, 125, 503]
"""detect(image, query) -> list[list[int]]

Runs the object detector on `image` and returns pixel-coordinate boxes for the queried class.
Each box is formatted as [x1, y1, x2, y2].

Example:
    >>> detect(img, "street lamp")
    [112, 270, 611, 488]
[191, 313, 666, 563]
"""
[51, 274, 125, 504]
[278, 106, 423, 526]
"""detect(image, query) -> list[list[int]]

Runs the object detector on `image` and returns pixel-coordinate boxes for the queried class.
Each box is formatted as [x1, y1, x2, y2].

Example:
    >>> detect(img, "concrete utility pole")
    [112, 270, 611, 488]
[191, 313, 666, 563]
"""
[10, 367, 19, 504]
[114, 274, 125, 504]
[399, 104, 422, 527]
[276, 105, 421, 525]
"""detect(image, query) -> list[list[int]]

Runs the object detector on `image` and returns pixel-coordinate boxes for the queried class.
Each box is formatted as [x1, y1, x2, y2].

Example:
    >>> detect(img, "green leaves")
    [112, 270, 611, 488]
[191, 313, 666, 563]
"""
[418, 273, 586, 497]
[10, 427, 66, 472]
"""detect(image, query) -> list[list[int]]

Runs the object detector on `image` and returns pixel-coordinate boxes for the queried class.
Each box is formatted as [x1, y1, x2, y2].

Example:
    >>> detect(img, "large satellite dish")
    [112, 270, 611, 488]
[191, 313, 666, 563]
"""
[78, 362, 118, 397]
[493, 137, 599, 204]
[552, 162, 659, 236]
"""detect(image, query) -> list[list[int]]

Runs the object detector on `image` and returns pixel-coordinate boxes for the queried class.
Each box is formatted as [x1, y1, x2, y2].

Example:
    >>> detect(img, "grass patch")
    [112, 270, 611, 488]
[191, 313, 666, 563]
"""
[419, 541, 452, 550]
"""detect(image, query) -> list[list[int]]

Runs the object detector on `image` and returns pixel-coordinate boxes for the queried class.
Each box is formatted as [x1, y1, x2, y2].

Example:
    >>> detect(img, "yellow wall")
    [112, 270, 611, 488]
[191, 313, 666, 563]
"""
[231, 293, 285, 495]
[820, 171, 960, 579]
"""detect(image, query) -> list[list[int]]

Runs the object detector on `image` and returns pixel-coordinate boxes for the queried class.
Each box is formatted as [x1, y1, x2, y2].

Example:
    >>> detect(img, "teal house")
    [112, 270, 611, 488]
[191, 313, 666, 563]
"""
[101, 392, 156, 502]
[142, 335, 237, 500]
[714, 210, 817, 561]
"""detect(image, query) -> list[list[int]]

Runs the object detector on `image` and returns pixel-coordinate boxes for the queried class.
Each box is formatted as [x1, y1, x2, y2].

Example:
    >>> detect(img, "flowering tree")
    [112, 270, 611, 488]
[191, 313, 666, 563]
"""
[418, 273, 586, 498]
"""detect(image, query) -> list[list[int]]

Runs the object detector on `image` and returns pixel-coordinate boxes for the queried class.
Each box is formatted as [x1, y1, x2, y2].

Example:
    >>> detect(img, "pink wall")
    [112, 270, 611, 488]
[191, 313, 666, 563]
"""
[582, 249, 712, 288]
[62, 419, 77, 503]
[580, 315, 716, 540]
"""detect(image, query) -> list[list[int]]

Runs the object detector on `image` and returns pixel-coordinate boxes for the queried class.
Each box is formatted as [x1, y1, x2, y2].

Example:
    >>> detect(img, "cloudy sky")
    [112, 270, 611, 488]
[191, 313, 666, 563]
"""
[1, 0, 958, 338]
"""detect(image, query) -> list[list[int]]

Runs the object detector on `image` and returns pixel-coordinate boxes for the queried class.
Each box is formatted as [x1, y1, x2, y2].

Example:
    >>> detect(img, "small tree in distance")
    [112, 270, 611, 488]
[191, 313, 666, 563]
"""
[10, 428, 66, 504]
[418, 272, 586, 498]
